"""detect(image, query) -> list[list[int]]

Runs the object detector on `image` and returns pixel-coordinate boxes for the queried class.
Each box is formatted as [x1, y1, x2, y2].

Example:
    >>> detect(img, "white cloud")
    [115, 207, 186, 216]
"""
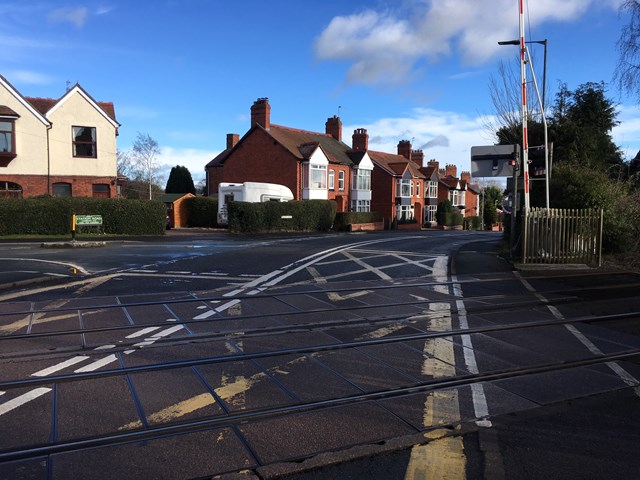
[315, 0, 618, 85]
[48, 7, 88, 28]
[157, 147, 217, 183]
[6, 69, 54, 85]
[345, 107, 496, 173]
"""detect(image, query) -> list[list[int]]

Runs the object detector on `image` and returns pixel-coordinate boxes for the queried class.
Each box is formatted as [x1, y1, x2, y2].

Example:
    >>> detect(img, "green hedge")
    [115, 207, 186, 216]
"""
[228, 200, 337, 233]
[333, 211, 381, 231]
[184, 196, 218, 228]
[0, 197, 166, 236]
[463, 216, 481, 230]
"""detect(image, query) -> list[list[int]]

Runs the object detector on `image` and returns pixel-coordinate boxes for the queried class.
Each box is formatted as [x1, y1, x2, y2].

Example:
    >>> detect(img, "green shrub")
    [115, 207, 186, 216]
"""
[436, 199, 453, 226]
[228, 200, 337, 233]
[550, 163, 638, 253]
[463, 216, 482, 230]
[0, 197, 166, 236]
[185, 196, 218, 228]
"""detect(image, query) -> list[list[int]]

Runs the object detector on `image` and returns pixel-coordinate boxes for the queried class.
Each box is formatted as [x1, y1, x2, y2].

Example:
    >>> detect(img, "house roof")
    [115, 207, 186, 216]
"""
[268, 124, 354, 165]
[368, 150, 426, 178]
[439, 175, 461, 190]
[206, 123, 356, 169]
[25, 91, 118, 124]
[205, 148, 232, 168]
[0, 105, 19, 117]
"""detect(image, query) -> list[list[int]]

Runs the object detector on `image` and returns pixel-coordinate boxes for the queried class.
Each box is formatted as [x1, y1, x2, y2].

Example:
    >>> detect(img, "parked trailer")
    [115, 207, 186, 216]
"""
[217, 182, 294, 226]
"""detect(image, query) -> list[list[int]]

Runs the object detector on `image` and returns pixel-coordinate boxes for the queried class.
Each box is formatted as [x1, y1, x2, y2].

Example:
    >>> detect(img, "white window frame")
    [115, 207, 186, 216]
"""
[328, 169, 335, 190]
[338, 170, 345, 191]
[426, 205, 437, 223]
[396, 178, 411, 197]
[428, 181, 438, 198]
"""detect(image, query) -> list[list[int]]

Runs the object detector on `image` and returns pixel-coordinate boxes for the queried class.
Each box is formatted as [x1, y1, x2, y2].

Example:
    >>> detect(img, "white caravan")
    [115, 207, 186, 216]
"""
[217, 182, 294, 226]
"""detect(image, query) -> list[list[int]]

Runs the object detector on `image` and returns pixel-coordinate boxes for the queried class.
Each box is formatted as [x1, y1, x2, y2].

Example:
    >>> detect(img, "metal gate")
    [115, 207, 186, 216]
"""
[522, 208, 603, 266]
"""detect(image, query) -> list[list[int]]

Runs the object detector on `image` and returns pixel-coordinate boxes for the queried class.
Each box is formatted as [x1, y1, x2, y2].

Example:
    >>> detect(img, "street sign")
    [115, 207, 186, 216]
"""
[470, 145, 520, 177]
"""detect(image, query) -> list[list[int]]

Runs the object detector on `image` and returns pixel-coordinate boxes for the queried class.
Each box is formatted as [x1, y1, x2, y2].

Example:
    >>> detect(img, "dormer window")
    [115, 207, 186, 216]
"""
[72, 126, 97, 158]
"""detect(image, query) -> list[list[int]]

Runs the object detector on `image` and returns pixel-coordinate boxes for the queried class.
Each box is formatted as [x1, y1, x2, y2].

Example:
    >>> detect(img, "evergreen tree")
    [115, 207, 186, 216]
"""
[165, 165, 196, 194]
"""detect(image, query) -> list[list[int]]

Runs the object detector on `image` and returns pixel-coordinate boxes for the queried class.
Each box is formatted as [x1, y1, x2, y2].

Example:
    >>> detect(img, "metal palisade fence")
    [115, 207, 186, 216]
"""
[522, 208, 603, 266]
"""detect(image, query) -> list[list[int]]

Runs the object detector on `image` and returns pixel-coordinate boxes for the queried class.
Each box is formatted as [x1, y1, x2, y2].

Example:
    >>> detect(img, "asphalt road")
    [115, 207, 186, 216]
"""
[0, 229, 639, 479]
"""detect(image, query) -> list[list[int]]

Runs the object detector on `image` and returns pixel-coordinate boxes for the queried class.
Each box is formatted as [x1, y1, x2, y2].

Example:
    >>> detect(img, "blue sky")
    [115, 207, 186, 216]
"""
[2, 0, 638, 185]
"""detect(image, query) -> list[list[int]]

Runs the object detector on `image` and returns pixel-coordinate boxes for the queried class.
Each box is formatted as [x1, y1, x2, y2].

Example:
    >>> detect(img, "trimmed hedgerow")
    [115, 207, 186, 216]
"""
[0, 197, 166, 236]
[228, 200, 337, 233]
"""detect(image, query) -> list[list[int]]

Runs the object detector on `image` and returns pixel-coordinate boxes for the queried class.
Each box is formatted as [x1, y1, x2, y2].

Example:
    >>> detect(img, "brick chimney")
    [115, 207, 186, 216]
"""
[461, 171, 471, 182]
[427, 159, 439, 171]
[397, 140, 412, 160]
[227, 133, 239, 150]
[445, 164, 457, 177]
[439, 168, 445, 176]
[251, 97, 270, 129]
[325, 115, 342, 142]
[352, 128, 369, 152]
[412, 149, 424, 167]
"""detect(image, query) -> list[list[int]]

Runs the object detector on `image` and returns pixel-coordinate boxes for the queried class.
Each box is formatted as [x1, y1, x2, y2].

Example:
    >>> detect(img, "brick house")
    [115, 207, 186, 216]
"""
[419, 159, 440, 226]
[436, 164, 480, 218]
[369, 138, 426, 225]
[0, 74, 120, 198]
[205, 98, 373, 212]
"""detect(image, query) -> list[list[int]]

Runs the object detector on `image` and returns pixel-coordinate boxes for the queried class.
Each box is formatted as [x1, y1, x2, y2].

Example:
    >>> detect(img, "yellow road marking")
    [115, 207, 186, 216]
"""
[405, 303, 466, 478]
[405, 436, 467, 480]
[120, 356, 308, 429]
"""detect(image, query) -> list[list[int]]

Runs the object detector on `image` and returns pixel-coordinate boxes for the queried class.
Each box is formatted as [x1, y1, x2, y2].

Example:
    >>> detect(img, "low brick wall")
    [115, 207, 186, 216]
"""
[397, 222, 422, 230]
[349, 222, 384, 232]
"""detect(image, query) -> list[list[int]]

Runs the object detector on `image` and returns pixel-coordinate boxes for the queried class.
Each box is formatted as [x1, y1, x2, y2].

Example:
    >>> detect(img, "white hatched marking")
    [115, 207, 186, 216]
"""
[74, 354, 119, 373]
[514, 272, 640, 398]
[0, 388, 52, 416]
[31, 356, 89, 377]
[125, 327, 161, 339]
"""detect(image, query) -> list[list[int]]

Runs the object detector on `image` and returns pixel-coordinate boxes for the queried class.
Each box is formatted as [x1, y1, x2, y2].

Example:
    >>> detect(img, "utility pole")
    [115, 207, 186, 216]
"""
[519, 0, 530, 211]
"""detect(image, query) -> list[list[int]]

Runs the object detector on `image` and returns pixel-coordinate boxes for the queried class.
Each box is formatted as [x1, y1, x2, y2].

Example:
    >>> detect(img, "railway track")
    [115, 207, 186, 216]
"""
[1, 269, 639, 478]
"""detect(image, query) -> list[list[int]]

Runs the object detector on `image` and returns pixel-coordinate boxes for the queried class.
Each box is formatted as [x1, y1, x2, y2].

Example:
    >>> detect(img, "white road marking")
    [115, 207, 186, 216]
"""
[74, 354, 119, 373]
[31, 356, 90, 377]
[125, 327, 162, 339]
[340, 251, 392, 280]
[450, 258, 491, 428]
[513, 271, 640, 397]
[0, 388, 52, 416]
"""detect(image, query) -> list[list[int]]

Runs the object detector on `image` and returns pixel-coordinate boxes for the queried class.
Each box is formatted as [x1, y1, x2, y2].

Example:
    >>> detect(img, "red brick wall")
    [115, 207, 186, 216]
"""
[0, 174, 116, 198]
[371, 168, 396, 220]
[328, 165, 351, 211]
[464, 189, 478, 217]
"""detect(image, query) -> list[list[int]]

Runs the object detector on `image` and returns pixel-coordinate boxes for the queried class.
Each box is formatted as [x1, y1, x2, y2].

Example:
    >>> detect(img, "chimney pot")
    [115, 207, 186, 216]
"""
[251, 97, 271, 129]
[325, 115, 342, 142]
[445, 164, 457, 178]
[412, 149, 424, 167]
[352, 128, 369, 152]
[227, 133, 239, 150]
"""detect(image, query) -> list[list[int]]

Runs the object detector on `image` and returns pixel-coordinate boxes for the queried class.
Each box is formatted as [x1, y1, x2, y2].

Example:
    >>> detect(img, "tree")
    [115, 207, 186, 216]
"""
[165, 165, 196, 194]
[131, 132, 162, 200]
[549, 82, 623, 172]
[615, 1, 640, 100]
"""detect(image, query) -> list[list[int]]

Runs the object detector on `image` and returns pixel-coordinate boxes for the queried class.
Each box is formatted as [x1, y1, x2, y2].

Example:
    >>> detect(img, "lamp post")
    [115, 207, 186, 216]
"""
[498, 37, 549, 208]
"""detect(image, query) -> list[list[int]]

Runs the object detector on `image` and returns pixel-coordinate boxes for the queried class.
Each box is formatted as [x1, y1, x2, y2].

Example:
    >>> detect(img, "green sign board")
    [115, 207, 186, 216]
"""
[76, 215, 103, 226]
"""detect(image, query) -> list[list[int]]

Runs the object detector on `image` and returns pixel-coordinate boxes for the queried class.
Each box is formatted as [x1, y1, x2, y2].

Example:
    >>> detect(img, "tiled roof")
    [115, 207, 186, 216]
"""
[368, 150, 426, 178]
[268, 124, 354, 165]
[0, 105, 19, 117]
[206, 148, 232, 168]
[24, 96, 117, 123]
[439, 175, 460, 189]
